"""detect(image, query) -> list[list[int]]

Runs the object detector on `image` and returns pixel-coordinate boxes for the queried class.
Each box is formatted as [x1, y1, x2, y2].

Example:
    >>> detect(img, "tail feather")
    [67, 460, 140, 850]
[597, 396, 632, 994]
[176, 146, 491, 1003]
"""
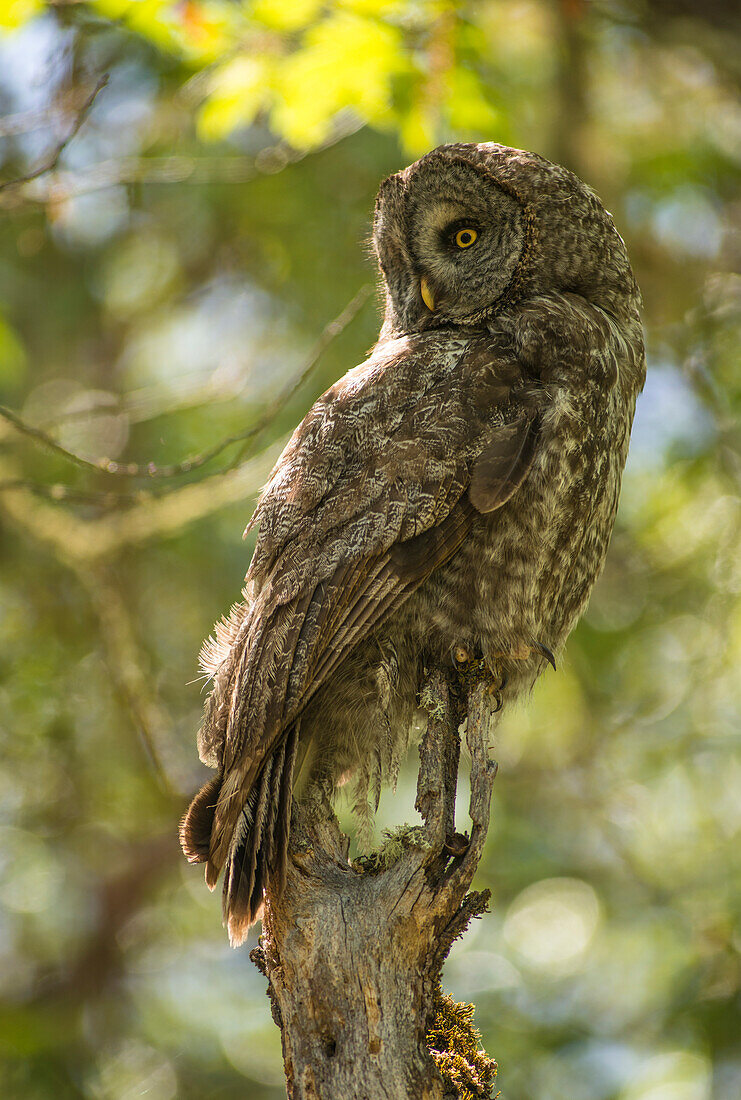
[218, 723, 300, 947]
[262, 737, 287, 879]
[231, 755, 274, 919]
[273, 722, 300, 894]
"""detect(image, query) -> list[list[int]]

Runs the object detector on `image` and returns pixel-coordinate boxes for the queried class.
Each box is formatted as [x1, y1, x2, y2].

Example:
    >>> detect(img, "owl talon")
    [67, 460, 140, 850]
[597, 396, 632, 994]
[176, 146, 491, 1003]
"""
[489, 685, 504, 712]
[534, 641, 557, 671]
[487, 668, 508, 712]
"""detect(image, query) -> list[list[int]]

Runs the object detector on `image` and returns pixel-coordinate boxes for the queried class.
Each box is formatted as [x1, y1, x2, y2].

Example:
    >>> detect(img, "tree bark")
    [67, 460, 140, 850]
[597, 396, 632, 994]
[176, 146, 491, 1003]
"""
[253, 668, 498, 1099]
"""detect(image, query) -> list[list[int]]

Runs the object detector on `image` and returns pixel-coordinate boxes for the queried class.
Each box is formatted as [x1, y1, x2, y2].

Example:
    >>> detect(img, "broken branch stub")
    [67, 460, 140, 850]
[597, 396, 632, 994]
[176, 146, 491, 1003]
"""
[256, 666, 499, 1100]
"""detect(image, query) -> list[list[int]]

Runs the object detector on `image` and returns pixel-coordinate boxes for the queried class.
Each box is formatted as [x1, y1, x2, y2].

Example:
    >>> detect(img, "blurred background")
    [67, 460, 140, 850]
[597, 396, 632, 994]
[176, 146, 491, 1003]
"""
[0, 1, 739, 1098]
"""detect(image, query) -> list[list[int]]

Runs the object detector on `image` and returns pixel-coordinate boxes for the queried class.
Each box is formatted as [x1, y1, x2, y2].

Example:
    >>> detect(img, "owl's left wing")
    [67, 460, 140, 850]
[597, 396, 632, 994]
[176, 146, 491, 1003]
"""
[222, 331, 538, 758]
[184, 331, 541, 931]
[264, 411, 541, 721]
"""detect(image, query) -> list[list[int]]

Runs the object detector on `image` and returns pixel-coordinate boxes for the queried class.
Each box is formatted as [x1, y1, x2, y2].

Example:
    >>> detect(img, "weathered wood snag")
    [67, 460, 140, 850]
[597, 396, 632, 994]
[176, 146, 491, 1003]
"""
[251, 668, 499, 1099]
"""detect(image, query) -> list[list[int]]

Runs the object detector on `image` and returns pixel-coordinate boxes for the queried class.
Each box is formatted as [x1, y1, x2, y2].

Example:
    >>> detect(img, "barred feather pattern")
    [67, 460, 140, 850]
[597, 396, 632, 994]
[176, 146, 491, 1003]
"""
[181, 141, 645, 945]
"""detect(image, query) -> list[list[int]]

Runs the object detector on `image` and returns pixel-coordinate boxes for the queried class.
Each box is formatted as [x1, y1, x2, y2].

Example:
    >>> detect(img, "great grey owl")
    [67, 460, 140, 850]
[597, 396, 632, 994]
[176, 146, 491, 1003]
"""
[180, 142, 645, 946]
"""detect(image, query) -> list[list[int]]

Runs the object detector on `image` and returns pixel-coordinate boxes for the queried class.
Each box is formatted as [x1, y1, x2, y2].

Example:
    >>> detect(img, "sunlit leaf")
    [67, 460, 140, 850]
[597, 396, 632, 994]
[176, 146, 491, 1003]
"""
[271, 12, 410, 148]
[0, 0, 42, 30]
[398, 96, 438, 155]
[444, 65, 500, 134]
[251, 0, 323, 32]
[91, 0, 183, 54]
[90, 0, 237, 62]
[177, 0, 238, 63]
[198, 55, 273, 140]
[339, 0, 409, 15]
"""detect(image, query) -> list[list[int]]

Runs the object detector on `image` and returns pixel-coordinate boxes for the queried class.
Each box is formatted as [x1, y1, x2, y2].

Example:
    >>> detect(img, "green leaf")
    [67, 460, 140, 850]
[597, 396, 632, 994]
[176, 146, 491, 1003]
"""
[398, 97, 438, 155]
[198, 55, 273, 140]
[0, 0, 43, 31]
[90, 0, 238, 63]
[444, 66, 500, 134]
[271, 12, 410, 148]
[251, 0, 323, 32]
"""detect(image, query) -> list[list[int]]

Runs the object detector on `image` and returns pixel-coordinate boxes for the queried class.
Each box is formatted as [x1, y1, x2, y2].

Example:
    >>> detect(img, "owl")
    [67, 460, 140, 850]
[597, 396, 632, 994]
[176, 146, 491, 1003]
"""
[180, 142, 645, 946]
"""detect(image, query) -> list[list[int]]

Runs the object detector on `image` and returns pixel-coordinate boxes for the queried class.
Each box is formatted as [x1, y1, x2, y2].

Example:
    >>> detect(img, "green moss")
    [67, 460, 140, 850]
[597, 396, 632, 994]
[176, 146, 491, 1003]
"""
[427, 983, 498, 1100]
[351, 824, 430, 873]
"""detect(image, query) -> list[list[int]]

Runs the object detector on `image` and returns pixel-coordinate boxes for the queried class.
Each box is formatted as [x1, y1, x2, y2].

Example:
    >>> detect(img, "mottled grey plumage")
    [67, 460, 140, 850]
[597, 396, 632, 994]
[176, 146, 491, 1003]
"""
[180, 143, 645, 946]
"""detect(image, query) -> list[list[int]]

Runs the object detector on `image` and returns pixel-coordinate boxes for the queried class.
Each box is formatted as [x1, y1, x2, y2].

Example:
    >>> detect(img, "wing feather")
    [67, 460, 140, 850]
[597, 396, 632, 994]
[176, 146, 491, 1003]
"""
[192, 331, 543, 889]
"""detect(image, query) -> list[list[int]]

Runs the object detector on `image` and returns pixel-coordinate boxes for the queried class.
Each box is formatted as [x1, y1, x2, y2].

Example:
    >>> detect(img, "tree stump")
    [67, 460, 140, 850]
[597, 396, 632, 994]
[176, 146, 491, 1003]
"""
[252, 667, 499, 1099]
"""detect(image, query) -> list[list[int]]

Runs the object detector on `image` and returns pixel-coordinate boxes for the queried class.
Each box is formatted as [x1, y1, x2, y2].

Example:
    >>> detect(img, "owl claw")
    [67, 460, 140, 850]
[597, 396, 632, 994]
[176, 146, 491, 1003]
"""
[533, 641, 557, 671]
[488, 683, 504, 713]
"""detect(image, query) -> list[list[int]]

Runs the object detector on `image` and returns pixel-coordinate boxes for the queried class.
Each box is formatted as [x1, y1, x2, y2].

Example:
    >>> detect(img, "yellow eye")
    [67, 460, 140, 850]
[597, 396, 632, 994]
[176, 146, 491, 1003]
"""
[455, 228, 477, 249]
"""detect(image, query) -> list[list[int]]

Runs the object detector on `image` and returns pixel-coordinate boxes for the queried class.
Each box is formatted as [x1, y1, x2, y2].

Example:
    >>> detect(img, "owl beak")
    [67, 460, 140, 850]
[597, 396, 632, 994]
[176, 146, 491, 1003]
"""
[420, 276, 435, 312]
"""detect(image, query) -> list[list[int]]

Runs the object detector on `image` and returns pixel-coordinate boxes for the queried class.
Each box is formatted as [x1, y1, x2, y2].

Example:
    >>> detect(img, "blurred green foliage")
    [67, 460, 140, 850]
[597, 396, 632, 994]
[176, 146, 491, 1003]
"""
[0, 2, 739, 1098]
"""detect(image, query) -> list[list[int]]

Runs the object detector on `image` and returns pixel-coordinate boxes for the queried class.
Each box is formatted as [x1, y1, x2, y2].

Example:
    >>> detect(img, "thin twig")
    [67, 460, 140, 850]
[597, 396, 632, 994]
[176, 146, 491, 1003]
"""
[223, 283, 374, 472]
[0, 438, 284, 564]
[37, 373, 250, 429]
[0, 116, 365, 209]
[0, 74, 109, 193]
[0, 284, 372, 482]
[0, 402, 119, 474]
[0, 91, 96, 139]
[80, 564, 187, 795]
[0, 479, 150, 507]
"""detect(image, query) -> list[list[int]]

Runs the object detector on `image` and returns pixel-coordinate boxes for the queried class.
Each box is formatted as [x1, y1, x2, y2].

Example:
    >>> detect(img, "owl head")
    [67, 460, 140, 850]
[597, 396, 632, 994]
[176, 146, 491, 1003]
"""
[373, 143, 640, 337]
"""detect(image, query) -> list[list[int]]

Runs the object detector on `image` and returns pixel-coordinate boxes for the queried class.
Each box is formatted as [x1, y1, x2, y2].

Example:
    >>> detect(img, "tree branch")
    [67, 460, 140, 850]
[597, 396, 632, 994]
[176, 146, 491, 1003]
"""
[0, 289, 373, 802]
[0, 113, 365, 209]
[0, 74, 109, 193]
[0, 438, 283, 564]
[257, 666, 498, 1099]
[79, 564, 189, 796]
[0, 284, 372, 482]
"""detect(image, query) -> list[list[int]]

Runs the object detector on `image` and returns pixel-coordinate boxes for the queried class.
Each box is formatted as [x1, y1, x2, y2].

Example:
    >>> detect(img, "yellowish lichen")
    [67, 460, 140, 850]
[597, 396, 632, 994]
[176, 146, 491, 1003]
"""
[427, 982, 498, 1099]
[352, 824, 430, 873]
